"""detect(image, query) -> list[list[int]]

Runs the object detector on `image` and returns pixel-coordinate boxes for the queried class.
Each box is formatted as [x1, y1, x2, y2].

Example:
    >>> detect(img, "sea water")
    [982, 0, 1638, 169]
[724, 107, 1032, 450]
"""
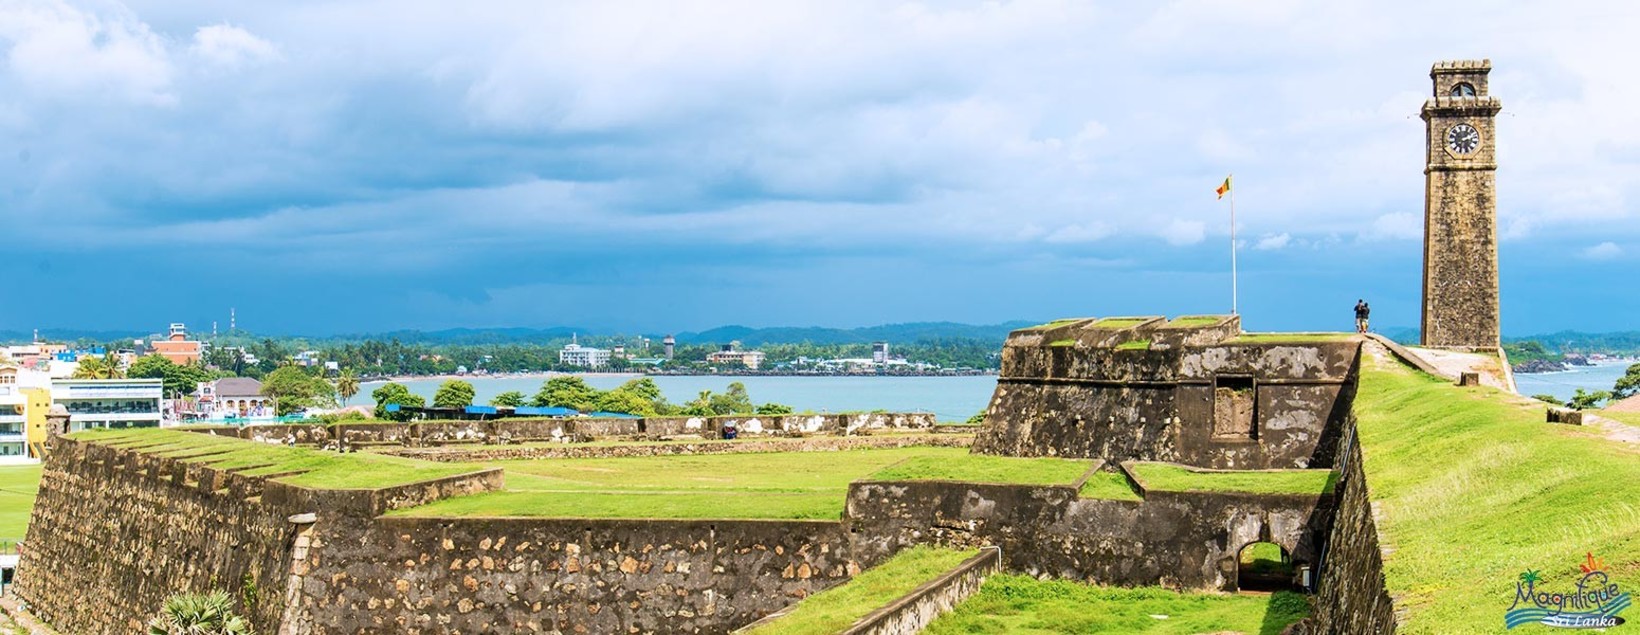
[1513, 360, 1636, 402]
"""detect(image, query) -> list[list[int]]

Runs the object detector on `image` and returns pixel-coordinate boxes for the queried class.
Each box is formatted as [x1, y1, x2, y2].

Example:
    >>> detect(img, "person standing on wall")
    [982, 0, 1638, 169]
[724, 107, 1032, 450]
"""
[1354, 300, 1371, 334]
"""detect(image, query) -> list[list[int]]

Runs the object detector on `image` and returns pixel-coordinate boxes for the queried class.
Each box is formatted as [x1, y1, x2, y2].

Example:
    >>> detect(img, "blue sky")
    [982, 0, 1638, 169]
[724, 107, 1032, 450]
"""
[1, 1, 1636, 336]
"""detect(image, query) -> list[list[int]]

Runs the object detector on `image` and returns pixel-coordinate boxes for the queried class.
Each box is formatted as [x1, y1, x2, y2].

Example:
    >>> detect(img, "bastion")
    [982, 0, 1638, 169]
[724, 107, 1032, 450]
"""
[973, 315, 1361, 470]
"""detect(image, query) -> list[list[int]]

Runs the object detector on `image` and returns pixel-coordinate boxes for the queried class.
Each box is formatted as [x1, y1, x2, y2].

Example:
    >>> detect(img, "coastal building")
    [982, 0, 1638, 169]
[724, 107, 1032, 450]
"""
[194, 377, 270, 420]
[0, 366, 52, 463]
[663, 335, 676, 360]
[872, 342, 890, 364]
[559, 337, 611, 368]
[707, 343, 766, 370]
[150, 323, 202, 365]
[50, 378, 163, 432]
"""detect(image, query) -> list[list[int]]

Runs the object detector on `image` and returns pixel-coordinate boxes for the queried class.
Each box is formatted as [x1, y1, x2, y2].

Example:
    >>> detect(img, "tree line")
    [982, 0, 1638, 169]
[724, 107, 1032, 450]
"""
[368, 376, 793, 422]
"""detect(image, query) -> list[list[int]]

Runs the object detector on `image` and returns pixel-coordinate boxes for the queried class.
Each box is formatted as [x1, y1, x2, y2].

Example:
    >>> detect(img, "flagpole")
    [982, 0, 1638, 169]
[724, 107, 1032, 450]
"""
[1229, 175, 1238, 315]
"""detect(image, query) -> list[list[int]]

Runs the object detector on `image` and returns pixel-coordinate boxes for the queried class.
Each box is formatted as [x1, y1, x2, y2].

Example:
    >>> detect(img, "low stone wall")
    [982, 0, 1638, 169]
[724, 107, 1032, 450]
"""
[842, 547, 999, 635]
[212, 413, 938, 448]
[1308, 430, 1397, 633]
[292, 517, 860, 634]
[844, 479, 1332, 591]
[375, 434, 974, 462]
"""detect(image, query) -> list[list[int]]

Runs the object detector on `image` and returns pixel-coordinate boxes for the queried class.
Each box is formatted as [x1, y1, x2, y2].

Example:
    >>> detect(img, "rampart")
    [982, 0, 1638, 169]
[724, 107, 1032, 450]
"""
[974, 316, 1360, 470]
[16, 435, 865, 634]
[202, 412, 937, 448]
[843, 477, 1332, 592]
[1308, 428, 1398, 633]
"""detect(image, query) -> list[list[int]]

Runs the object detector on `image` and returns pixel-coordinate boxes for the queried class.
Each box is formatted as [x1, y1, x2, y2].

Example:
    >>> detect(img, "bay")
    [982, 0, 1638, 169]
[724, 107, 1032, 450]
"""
[1513, 360, 1636, 402]
[358, 374, 998, 422]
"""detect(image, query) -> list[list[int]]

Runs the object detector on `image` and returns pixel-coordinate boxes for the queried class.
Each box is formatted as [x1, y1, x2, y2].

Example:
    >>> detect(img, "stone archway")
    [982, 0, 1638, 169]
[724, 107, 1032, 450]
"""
[1236, 541, 1298, 592]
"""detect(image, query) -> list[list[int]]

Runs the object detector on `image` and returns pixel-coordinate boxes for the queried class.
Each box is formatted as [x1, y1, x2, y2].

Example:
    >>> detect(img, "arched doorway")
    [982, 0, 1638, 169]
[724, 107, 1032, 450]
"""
[1237, 542, 1298, 592]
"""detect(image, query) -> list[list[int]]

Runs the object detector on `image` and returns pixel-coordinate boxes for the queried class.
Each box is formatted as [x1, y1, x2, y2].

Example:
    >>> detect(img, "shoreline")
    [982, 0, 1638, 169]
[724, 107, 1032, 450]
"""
[359, 370, 999, 384]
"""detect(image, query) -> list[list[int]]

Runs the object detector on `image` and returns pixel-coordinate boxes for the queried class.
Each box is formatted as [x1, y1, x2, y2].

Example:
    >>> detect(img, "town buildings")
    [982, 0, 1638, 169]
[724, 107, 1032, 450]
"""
[192, 377, 271, 420]
[707, 343, 766, 370]
[559, 340, 612, 368]
[50, 378, 163, 433]
[150, 323, 202, 365]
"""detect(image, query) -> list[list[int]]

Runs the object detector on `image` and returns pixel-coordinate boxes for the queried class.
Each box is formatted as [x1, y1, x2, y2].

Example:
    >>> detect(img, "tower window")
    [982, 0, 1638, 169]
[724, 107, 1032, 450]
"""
[1449, 82, 1476, 97]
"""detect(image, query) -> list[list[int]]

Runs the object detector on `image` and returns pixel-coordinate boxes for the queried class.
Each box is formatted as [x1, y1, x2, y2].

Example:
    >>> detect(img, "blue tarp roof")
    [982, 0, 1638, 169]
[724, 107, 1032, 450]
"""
[512, 406, 578, 417]
[586, 411, 643, 419]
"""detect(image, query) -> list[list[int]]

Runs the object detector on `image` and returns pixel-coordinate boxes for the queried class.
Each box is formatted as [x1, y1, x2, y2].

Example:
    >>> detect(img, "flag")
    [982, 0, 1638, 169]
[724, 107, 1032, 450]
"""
[1216, 175, 1232, 200]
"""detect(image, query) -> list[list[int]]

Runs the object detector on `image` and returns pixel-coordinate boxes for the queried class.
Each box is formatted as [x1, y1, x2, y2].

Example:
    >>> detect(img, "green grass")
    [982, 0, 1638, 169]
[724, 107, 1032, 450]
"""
[1129, 463, 1335, 496]
[1599, 409, 1640, 427]
[1161, 315, 1226, 328]
[870, 453, 1092, 486]
[0, 465, 41, 544]
[1354, 355, 1640, 633]
[1228, 332, 1357, 343]
[398, 447, 970, 520]
[743, 546, 978, 635]
[1240, 542, 1291, 575]
[1091, 317, 1152, 329]
[1077, 470, 1142, 501]
[1048, 339, 1076, 347]
[924, 575, 1310, 634]
[1116, 339, 1152, 351]
[1026, 318, 1091, 330]
[69, 428, 481, 490]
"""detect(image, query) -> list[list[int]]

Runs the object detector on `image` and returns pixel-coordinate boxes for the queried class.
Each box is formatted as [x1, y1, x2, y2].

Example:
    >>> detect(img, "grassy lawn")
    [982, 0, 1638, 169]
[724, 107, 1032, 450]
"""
[1162, 316, 1226, 328]
[869, 453, 1091, 486]
[1116, 339, 1152, 350]
[924, 575, 1310, 634]
[1129, 463, 1335, 496]
[743, 546, 978, 635]
[398, 447, 969, 520]
[71, 428, 482, 490]
[0, 465, 41, 544]
[1599, 409, 1640, 427]
[1078, 470, 1142, 501]
[1092, 317, 1152, 329]
[1355, 355, 1640, 633]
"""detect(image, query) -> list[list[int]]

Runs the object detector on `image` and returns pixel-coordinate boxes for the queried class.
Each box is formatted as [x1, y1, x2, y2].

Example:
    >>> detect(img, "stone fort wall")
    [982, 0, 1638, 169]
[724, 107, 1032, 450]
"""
[16, 436, 861, 634]
[843, 478, 1333, 592]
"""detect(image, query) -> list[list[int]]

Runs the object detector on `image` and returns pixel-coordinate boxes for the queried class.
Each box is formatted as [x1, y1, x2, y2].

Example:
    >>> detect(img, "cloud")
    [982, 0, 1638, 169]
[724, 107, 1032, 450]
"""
[190, 24, 279, 69]
[1255, 233, 1291, 250]
[1043, 222, 1113, 244]
[1364, 212, 1421, 241]
[1582, 242, 1622, 260]
[0, 0, 174, 105]
[1159, 219, 1206, 246]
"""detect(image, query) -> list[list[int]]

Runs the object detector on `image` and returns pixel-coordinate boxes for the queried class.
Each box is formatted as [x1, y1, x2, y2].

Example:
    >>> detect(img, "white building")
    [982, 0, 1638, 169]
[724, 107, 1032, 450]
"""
[0, 366, 50, 463]
[51, 378, 164, 432]
[559, 342, 611, 368]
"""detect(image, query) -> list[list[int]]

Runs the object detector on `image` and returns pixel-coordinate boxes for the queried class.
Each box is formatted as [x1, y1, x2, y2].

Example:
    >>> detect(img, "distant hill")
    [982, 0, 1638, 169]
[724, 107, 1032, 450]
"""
[0, 329, 147, 345]
[676, 322, 1036, 346]
[324, 327, 587, 346]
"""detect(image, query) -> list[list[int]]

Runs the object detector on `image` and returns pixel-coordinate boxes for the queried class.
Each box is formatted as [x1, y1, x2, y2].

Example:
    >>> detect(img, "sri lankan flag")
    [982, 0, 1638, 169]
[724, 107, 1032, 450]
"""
[1215, 175, 1232, 200]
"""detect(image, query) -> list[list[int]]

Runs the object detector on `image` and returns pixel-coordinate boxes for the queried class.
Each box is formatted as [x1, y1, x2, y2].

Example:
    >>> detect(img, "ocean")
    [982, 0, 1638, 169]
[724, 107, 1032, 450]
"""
[358, 374, 999, 422]
[1513, 360, 1636, 403]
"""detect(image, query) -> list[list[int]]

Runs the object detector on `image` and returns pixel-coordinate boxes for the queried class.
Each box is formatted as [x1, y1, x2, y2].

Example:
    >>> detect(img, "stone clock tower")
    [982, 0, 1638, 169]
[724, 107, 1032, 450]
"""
[1420, 59, 1503, 349]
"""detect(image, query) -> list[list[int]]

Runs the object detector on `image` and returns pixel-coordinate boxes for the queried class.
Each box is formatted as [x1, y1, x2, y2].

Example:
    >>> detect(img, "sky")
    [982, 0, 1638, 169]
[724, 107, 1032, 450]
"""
[1, 0, 1636, 336]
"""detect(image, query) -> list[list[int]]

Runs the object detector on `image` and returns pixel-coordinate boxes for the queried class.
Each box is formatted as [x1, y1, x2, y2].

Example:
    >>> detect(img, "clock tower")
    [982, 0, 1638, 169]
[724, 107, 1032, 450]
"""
[1420, 59, 1503, 349]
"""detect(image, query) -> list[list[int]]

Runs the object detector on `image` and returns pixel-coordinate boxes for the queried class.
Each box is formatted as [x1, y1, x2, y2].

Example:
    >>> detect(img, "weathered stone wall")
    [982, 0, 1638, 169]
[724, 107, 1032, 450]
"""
[377, 433, 973, 462]
[15, 437, 300, 634]
[214, 413, 937, 448]
[844, 480, 1331, 592]
[1309, 430, 1397, 633]
[290, 518, 860, 634]
[975, 327, 1360, 470]
[840, 547, 999, 635]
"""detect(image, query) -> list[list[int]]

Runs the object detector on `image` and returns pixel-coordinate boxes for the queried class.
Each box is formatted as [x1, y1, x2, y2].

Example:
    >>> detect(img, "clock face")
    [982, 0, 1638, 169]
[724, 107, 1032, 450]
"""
[1446, 123, 1480, 155]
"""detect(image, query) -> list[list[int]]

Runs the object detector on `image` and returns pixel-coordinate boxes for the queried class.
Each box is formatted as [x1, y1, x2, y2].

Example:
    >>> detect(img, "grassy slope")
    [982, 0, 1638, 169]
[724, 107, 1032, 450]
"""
[72, 428, 480, 489]
[1599, 409, 1640, 427]
[0, 465, 41, 543]
[1357, 356, 1640, 634]
[1130, 463, 1335, 496]
[1078, 471, 1143, 501]
[742, 546, 978, 635]
[399, 447, 969, 520]
[870, 454, 1090, 486]
[925, 575, 1309, 635]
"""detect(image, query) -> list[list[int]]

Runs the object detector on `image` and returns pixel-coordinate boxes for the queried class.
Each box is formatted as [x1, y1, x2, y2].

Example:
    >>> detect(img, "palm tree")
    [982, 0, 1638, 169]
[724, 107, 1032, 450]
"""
[1518, 569, 1542, 587]
[74, 353, 128, 380]
[335, 370, 360, 406]
[147, 591, 253, 635]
